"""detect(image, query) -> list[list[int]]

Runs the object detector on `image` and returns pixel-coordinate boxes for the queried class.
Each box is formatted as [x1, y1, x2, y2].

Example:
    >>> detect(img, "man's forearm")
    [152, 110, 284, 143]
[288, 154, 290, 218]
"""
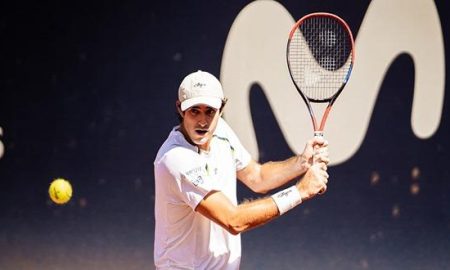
[258, 155, 309, 192]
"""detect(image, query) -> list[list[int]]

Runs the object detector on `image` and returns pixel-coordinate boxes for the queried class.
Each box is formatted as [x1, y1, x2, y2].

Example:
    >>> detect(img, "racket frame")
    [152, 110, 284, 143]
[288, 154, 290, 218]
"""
[286, 12, 355, 136]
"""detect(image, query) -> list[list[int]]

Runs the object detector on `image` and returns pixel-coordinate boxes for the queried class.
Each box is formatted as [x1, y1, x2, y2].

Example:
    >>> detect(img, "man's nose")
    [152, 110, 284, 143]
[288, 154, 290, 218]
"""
[198, 114, 208, 127]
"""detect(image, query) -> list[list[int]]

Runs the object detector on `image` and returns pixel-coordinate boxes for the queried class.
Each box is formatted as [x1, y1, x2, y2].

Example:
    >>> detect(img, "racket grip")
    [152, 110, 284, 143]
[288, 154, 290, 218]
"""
[313, 131, 323, 164]
[313, 131, 326, 195]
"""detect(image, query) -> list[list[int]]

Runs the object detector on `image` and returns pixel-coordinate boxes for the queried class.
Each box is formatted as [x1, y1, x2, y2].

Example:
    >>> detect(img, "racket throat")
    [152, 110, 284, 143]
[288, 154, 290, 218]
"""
[315, 104, 333, 137]
[310, 115, 323, 137]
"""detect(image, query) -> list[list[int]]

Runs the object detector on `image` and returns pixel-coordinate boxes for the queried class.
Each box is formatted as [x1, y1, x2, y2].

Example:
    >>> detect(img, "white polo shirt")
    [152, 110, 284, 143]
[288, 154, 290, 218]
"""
[154, 118, 251, 270]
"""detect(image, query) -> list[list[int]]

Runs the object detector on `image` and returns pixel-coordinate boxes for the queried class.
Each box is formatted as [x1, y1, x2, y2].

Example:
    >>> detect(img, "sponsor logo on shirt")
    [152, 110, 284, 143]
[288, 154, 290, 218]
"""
[184, 166, 206, 186]
[192, 176, 204, 187]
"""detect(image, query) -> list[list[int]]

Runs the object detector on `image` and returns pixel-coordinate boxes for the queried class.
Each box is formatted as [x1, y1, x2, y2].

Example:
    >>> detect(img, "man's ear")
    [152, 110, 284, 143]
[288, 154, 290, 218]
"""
[219, 98, 227, 116]
[176, 101, 184, 117]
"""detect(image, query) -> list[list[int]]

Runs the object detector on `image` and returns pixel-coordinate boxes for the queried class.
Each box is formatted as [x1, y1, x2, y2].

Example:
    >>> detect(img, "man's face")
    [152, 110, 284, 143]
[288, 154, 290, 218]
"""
[180, 104, 221, 150]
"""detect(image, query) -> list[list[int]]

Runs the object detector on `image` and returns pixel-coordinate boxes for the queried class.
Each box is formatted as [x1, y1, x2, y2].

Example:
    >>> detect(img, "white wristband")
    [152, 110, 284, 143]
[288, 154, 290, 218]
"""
[271, 186, 302, 215]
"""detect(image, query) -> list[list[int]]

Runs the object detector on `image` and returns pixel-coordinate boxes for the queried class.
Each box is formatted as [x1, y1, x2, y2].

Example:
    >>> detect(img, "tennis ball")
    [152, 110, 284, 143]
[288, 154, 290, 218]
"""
[49, 178, 73, 205]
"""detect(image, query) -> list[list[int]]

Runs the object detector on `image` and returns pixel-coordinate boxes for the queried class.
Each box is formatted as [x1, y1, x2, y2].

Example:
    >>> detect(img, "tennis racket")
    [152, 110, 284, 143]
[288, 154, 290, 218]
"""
[286, 12, 355, 138]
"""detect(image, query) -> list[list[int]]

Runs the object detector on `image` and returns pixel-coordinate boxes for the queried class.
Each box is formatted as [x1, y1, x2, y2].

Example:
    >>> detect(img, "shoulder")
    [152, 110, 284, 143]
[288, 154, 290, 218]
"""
[217, 117, 233, 131]
[155, 127, 197, 163]
[155, 138, 206, 180]
[215, 117, 252, 170]
[162, 146, 200, 165]
[214, 117, 237, 138]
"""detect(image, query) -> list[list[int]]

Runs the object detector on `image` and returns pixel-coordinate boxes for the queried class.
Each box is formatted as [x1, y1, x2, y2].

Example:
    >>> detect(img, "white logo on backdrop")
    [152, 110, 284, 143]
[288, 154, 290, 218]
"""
[221, 0, 445, 165]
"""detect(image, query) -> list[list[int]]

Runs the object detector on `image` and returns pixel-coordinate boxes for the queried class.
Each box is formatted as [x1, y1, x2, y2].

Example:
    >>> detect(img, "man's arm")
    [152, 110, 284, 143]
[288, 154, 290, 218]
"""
[195, 163, 328, 235]
[238, 137, 329, 194]
[196, 191, 278, 235]
[237, 158, 304, 194]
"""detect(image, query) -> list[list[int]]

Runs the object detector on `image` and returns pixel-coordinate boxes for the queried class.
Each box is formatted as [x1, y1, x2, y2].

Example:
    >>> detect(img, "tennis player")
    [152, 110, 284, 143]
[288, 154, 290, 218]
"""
[154, 70, 329, 269]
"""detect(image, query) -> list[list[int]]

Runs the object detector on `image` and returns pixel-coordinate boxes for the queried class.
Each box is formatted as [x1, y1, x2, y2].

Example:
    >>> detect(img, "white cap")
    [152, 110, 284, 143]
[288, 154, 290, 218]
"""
[178, 70, 224, 111]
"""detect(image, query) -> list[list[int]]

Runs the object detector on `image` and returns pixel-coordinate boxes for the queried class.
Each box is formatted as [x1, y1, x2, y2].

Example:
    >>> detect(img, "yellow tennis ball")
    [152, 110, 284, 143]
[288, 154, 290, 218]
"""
[49, 178, 73, 204]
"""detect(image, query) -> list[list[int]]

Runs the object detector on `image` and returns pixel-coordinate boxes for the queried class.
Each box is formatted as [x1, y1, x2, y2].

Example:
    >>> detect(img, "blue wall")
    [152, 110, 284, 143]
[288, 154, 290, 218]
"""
[0, 1, 449, 269]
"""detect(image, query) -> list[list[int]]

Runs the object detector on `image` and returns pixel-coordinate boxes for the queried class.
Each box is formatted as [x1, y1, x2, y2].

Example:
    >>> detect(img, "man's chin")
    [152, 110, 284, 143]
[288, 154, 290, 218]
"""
[193, 136, 208, 146]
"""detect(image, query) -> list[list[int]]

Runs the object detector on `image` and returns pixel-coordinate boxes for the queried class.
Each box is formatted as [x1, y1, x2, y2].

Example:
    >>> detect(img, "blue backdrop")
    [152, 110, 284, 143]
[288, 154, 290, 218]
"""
[0, 1, 449, 269]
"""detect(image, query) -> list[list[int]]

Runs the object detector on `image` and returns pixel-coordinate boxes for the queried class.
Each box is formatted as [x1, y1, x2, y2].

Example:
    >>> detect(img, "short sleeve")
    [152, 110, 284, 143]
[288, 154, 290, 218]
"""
[158, 147, 215, 209]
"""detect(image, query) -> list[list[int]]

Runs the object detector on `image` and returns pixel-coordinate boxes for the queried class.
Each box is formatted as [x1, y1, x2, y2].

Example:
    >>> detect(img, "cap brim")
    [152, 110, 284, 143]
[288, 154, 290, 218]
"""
[180, 97, 222, 111]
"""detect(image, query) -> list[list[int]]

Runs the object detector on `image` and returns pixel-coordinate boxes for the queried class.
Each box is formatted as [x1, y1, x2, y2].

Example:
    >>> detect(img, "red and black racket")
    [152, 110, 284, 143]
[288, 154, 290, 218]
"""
[287, 12, 355, 137]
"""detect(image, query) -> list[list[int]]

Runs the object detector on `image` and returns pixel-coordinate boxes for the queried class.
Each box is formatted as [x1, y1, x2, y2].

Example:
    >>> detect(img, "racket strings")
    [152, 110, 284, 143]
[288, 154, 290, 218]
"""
[288, 16, 353, 101]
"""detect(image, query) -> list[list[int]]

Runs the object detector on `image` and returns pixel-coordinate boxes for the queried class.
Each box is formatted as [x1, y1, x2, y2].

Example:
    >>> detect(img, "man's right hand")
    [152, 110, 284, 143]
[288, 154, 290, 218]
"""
[296, 162, 329, 201]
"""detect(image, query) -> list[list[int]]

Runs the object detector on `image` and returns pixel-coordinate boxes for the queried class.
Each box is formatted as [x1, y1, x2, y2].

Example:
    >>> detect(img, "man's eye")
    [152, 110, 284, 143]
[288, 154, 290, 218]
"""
[207, 109, 217, 116]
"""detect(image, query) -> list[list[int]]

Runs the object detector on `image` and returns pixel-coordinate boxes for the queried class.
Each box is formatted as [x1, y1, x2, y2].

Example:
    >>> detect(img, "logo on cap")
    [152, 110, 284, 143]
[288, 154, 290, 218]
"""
[194, 82, 206, 88]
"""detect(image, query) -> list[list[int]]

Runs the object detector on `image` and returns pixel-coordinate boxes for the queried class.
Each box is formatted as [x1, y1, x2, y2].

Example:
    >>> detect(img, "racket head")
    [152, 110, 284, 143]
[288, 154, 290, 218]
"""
[287, 12, 355, 104]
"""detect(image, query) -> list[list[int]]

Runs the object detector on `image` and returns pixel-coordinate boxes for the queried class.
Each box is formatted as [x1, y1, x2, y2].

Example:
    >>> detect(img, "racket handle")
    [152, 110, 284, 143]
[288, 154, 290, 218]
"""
[313, 131, 326, 195]
[313, 131, 323, 164]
